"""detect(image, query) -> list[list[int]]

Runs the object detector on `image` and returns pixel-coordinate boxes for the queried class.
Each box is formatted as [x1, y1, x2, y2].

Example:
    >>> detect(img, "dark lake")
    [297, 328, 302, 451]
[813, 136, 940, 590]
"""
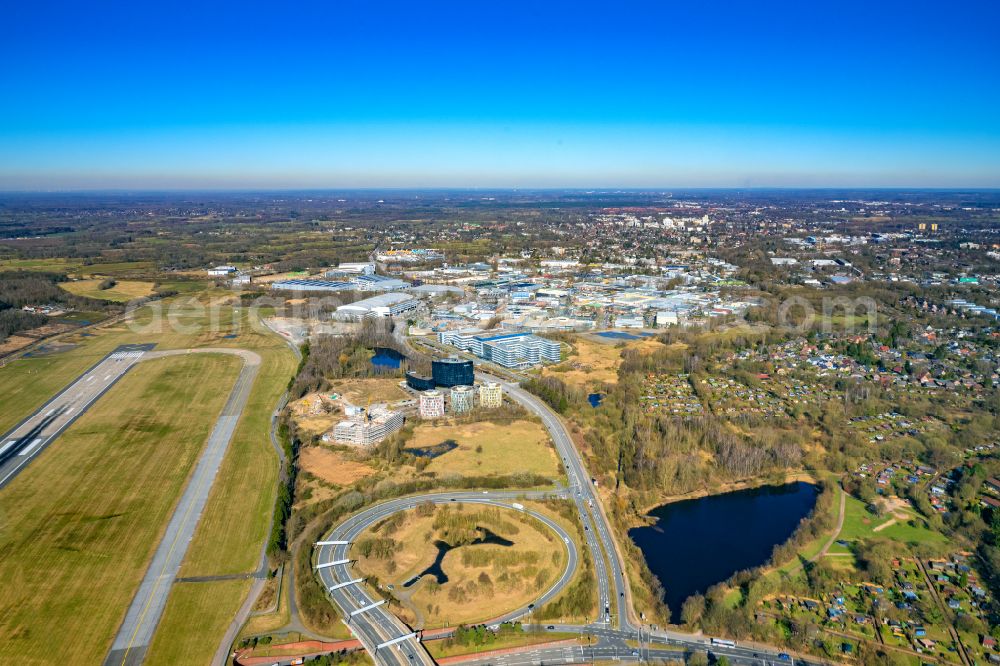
[629, 481, 817, 622]
[402, 528, 513, 588]
[371, 347, 405, 369]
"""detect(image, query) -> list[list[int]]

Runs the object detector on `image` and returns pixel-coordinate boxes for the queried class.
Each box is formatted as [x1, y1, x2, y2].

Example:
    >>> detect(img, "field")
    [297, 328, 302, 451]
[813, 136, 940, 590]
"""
[300, 445, 376, 487]
[0, 290, 297, 664]
[543, 334, 663, 389]
[0, 353, 241, 665]
[354, 503, 566, 627]
[404, 419, 559, 478]
[144, 579, 252, 666]
[830, 494, 948, 553]
[59, 278, 155, 301]
[327, 377, 408, 406]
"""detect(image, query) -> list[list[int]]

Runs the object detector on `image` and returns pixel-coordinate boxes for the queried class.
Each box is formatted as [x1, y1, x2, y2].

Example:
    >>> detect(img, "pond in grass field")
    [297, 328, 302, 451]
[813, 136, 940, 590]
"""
[630, 481, 817, 621]
[402, 528, 514, 588]
[588, 393, 604, 407]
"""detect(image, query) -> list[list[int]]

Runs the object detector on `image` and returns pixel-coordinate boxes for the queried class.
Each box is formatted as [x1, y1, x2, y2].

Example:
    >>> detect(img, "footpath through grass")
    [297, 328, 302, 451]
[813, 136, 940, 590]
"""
[0, 353, 241, 665]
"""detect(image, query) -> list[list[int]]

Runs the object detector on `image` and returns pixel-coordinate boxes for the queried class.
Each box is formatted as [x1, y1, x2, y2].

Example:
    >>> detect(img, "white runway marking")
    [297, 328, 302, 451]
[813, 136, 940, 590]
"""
[0, 441, 16, 456]
[45, 408, 55, 416]
[19, 438, 43, 456]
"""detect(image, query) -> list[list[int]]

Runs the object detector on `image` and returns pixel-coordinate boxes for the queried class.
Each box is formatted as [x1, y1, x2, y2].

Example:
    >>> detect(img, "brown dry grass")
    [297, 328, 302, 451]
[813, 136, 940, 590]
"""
[299, 446, 375, 486]
[355, 504, 564, 627]
[328, 377, 408, 406]
[404, 419, 558, 478]
[544, 335, 664, 388]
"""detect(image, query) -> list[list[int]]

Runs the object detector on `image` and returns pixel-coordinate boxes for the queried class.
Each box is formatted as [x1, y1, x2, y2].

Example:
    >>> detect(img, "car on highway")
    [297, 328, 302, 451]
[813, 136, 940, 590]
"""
[546, 625, 555, 630]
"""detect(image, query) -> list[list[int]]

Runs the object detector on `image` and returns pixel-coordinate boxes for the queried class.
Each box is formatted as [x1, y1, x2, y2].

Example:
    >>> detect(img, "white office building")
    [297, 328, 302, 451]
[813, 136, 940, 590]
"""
[438, 329, 560, 369]
[450, 385, 475, 414]
[419, 390, 445, 419]
[331, 405, 404, 447]
[478, 382, 502, 408]
[334, 292, 420, 320]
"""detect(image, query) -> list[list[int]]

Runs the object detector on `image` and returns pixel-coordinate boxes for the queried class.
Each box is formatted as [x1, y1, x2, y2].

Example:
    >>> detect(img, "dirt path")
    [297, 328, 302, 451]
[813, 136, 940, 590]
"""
[812, 484, 848, 561]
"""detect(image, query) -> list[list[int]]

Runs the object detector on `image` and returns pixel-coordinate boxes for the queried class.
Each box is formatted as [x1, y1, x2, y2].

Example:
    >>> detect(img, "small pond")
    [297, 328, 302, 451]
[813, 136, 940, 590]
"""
[371, 347, 405, 369]
[402, 528, 514, 588]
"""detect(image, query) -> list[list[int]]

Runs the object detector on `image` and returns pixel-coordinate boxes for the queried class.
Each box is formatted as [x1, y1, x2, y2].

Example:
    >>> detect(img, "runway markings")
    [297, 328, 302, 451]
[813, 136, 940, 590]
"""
[45, 408, 55, 416]
[110, 351, 145, 360]
[0, 441, 16, 456]
[19, 438, 43, 456]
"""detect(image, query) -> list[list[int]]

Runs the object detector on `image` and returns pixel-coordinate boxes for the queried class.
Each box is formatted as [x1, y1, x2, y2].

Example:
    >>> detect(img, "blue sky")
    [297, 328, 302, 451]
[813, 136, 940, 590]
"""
[1, 0, 998, 189]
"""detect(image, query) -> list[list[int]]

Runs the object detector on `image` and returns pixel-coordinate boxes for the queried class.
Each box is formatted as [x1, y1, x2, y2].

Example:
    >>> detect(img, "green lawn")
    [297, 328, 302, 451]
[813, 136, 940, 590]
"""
[833, 495, 947, 551]
[0, 291, 297, 665]
[0, 354, 241, 665]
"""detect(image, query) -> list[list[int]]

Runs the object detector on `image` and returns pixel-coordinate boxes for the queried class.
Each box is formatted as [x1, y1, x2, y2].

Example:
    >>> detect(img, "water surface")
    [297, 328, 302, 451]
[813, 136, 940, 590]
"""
[371, 347, 405, 369]
[630, 481, 817, 621]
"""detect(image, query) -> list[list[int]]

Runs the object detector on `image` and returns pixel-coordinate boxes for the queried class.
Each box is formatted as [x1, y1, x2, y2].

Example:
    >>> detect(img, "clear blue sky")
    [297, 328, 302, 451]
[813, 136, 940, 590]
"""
[2, 0, 998, 189]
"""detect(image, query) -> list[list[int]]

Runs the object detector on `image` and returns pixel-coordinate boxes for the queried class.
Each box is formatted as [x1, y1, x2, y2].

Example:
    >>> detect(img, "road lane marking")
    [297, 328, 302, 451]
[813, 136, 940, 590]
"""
[19, 438, 43, 456]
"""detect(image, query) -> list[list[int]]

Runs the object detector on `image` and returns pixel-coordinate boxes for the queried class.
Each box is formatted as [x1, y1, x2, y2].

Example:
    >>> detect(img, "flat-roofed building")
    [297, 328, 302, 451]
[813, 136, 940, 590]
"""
[450, 385, 475, 414]
[272, 278, 353, 292]
[432, 357, 474, 387]
[478, 382, 502, 408]
[437, 329, 560, 368]
[351, 273, 411, 292]
[419, 390, 445, 419]
[331, 405, 404, 447]
[334, 292, 420, 320]
[325, 262, 375, 277]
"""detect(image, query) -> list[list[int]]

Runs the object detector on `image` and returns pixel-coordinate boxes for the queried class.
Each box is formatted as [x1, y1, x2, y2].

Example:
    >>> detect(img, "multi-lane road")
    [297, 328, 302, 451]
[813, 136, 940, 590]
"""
[298, 360, 827, 666]
[313, 490, 575, 666]
[0, 344, 155, 489]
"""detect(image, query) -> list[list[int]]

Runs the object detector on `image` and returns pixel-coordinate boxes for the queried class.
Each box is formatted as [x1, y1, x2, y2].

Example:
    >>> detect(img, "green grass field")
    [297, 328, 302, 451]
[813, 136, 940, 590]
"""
[832, 495, 947, 551]
[59, 278, 155, 301]
[0, 353, 241, 665]
[0, 291, 297, 664]
[144, 579, 252, 666]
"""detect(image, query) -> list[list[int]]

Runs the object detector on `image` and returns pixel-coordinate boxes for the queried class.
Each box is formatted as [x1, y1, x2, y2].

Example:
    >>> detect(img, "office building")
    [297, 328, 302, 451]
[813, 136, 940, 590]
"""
[405, 371, 435, 391]
[438, 330, 560, 369]
[478, 382, 502, 408]
[334, 292, 420, 320]
[419, 390, 445, 419]
[272, 279, 353, 292]
[432, 357, 474, 387]
[332, 405, 404, 447]
[450, 385, 475, 414]
[351, 273, 411, 292]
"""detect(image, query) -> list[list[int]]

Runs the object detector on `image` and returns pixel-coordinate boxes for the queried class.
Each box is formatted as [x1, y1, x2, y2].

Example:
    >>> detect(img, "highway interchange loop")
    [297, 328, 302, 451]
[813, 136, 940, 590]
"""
[312, 372, 826, 666]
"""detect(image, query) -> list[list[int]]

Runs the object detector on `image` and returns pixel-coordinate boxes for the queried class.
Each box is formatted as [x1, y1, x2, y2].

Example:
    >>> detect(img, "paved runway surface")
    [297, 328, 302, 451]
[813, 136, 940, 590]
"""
[103, 348, 261, 666]
[0, 344, 155, 489]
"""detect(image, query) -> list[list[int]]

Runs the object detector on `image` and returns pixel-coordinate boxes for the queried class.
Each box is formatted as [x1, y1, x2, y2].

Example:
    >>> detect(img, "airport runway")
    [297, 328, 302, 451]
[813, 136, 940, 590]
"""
[0, 344, 156, 490]
[103, 348, 262, 666]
